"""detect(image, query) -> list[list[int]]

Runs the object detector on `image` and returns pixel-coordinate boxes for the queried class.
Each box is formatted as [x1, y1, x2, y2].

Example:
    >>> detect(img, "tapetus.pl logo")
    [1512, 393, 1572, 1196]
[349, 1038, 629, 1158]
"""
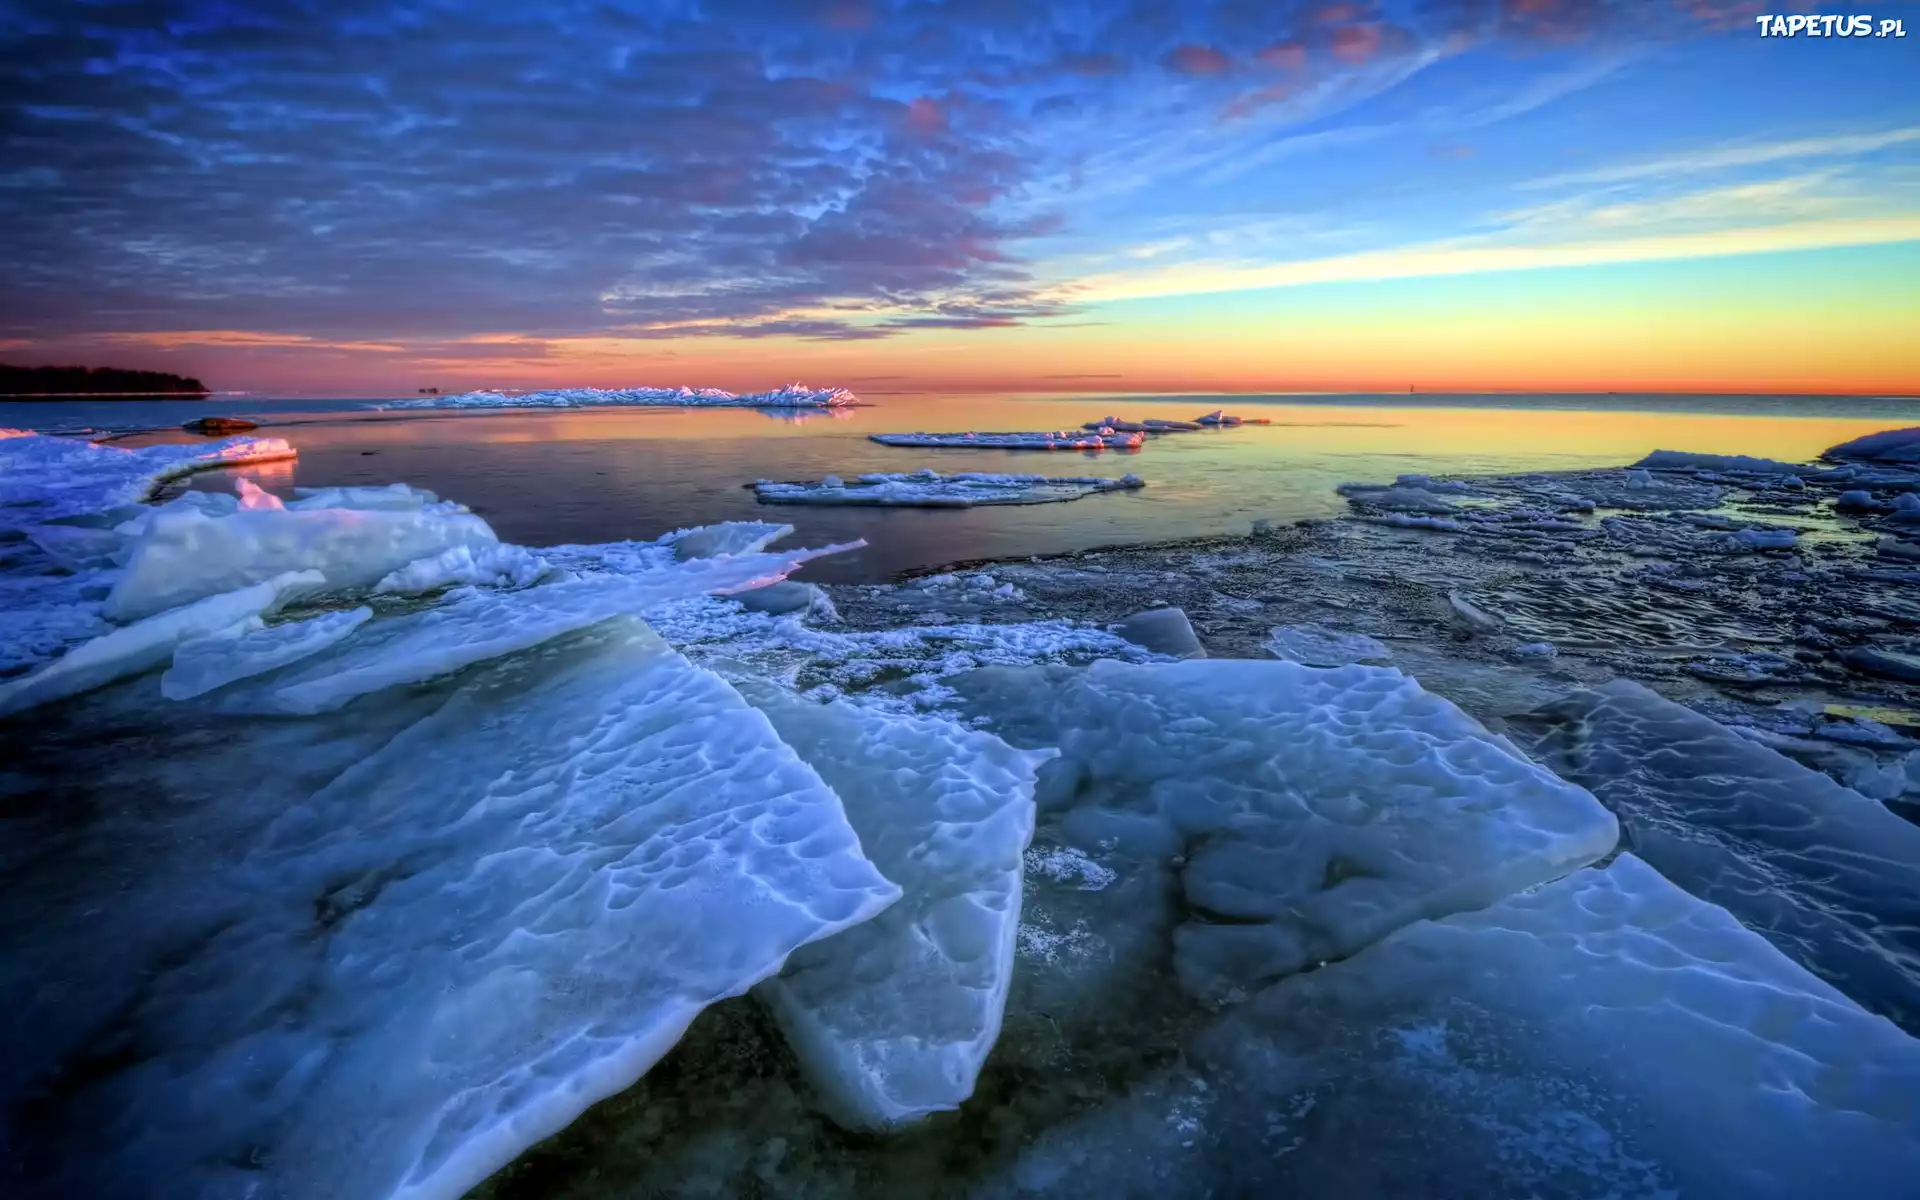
[1755, 13, 1907, 37]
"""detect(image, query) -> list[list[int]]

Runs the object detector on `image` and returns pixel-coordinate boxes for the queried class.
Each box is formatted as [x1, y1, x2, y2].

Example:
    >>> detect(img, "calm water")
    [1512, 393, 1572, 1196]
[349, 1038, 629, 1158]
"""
[8, 392, 1916, 583]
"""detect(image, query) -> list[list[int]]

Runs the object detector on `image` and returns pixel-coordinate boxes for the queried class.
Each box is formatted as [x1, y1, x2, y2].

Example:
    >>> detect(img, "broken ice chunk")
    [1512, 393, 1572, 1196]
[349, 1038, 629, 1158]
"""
[753, 469, 1144, 507]
[105, 500, 501, 621]
[0, 570, 322, 716]
[374, 543, 555, 595]
[62, 620, 899, 1200]
[161, 607, 373, 700]
[746, 685, 1050, 1129]
[0, 430, 297, 527]
[1266, 624, 1391, 667]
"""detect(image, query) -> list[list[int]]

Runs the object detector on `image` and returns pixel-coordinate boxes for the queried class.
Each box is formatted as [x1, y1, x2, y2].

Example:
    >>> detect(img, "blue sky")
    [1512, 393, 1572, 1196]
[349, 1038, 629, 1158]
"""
[1, 1, 1914, 391]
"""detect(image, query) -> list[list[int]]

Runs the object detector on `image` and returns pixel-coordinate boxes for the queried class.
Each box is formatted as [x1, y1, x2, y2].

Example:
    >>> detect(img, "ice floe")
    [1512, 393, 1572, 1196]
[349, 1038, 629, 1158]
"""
[745, 685, 1049, 1129]
[1516, 679, 1920, 1032]
[1633, 449, 1813, 475]
[869, 430, 1145, 451]
[376, 382, 857, 410]
[979, 855, 1920, 1200]
[954, 658, 1619, 1002]
[0, 430, 297, 528]
[753, 469, 1144, 507]
[104, 490, 501, 621]
[51, 620, 899, 1200]
[1828, 426, 1920, 464]
[0, 569, 321, 716]
[1266, 623, 1391, 666]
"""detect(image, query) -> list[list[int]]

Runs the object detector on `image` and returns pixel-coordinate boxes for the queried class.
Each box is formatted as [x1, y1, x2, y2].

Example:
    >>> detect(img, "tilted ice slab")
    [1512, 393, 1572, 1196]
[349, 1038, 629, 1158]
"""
[1516, 679, 1920, 1032]
[978, 855, 1920, 1200]
[160, 607, 373, 700]
[0, 570, 321, 717]
[754, 469, 1145, 508]
[1828, 426, 1920, 464]
[249, 538, 864, 714]
[954, 659, 1618, 1002]
[1266, 624, 1391, 667]
[870, 430, 1145, 451]
[744, 685, 1050, 1129]
[63, 620, 899, 1200]
[0, 430, 296, 527]
[104, 495, 502, 621]
[377, 382, 857, 410]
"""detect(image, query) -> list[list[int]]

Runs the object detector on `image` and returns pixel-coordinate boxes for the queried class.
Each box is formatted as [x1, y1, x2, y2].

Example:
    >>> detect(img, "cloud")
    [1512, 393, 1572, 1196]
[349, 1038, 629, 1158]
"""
[1163, 44, 1233, 74]
[1524, 127, 1920, 188]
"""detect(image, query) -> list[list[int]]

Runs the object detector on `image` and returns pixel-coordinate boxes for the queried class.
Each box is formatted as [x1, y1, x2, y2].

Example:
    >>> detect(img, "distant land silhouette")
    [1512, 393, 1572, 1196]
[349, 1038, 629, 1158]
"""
[0, 363, 210, 397]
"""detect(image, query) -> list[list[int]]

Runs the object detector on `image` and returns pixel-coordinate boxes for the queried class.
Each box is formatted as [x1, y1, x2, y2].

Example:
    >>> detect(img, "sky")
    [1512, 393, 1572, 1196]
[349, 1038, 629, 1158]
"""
[1, 0, 1916, 396]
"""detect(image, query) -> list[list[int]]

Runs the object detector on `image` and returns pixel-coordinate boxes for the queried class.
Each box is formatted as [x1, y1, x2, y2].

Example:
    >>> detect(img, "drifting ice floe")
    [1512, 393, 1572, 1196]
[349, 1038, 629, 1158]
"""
[1516, 679, 1920, 1033]
[746, 685, 1049, 1129]
[870, 430, 1145, 451]
[60, 620, 899, 1200]
[249, 538, 865, 716]
[980, 855, 1920, 1200]
[1081, 416, 1201, 433]
[1633, 449, 1813, 475]
[378, 383, 857, 410]
[0, 570, 321, 716]
[754, 469, 1144, 508]
[954, 658, 1618, 1002]
[0, 429, 297, 528]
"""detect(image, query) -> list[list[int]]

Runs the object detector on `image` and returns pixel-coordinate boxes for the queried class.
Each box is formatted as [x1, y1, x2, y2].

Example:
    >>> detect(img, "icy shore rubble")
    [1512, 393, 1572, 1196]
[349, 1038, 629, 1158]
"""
[868, 410, 1268, 452]
[375, 382, 858, 410]
[5, 430, 1920, 1195]
[754, 469, 1144, 507]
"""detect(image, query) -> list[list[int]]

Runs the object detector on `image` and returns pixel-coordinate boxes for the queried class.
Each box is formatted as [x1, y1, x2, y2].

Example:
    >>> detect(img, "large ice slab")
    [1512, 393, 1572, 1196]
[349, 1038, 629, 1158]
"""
[160, 607, 373, 700]
[0, 430, 296, 527]
[0, 570, 320, 717]
[1633, 449, 1812, 475]
[249, 538, 864, 714]
[754, 469, 1144, 508]
[104, 497, 502, 621]
[56, 620, 899, 1200]
[744, 685, 1049, 1129]
[869, 430, 1145, 451]
[979, 855, 1920, 1200]
[953, 659, 1618, 1001]
[1828, 426, 1920, 464]
[1515, 679, 1920, 1032]
[377, 382, 856, 410]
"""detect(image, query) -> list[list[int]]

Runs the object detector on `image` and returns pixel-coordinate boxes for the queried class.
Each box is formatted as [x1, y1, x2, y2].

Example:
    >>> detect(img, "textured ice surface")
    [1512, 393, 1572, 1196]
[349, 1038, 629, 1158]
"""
[954, 659, 1618, 1001]
[980, 855, 1920, 1200]
[251, 539, 863, 714]
[1517, 679, 1920, 1032]
[754, 469, 1144, 507]
[869, 430, 1145, 451]
[286, 482, 444, 511]
[374, 542, 555, 594]
[53, 620, 898, 1200]
[745, 685, 1049, 1129]
[0, 431, 297, 527]
[160, 607, 373, 700]
[379, 383, 856, 410]
[1267, 624, 1391, 666]
[105, 498, 500, 621]
[0, 570, 320, 716]
[1829, 426, 1920, 464]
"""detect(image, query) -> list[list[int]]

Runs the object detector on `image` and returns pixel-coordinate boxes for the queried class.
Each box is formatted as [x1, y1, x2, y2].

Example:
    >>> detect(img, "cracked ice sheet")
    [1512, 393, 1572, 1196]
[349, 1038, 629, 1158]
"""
[754, 470, 1143, 508]
[975, 855, 1920, 1200]
[1513, 679, 1920, 1033]
[240, 539, 864, 715]
[744, 684, 1049, 1129]
[0, 430, 296, 528]
[56, 619, 899, 1200]
[950, 658, 1618, 1002]
[160, 607, 373, 700]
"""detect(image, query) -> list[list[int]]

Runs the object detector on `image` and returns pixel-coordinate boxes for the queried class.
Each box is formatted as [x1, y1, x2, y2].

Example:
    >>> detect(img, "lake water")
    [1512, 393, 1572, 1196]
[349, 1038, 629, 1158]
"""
[7, 392, 1915, 583]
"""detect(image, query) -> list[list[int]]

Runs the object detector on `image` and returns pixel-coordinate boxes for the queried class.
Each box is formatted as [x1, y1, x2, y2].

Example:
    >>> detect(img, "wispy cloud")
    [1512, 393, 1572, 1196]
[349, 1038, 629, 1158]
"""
[1524, 127, 1920, 189]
